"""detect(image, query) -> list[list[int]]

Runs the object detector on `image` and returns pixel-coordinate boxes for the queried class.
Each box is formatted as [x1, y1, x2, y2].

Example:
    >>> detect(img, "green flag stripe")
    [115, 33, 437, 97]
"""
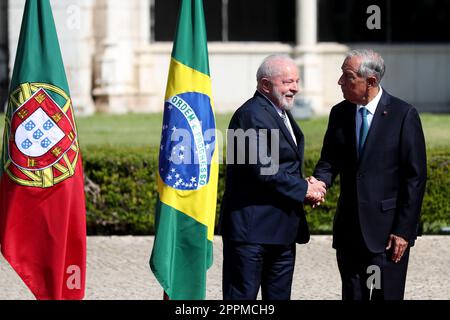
[150, 199, 213, 300]
[10, 0, 69, 93]
[172, 0, 210, 76]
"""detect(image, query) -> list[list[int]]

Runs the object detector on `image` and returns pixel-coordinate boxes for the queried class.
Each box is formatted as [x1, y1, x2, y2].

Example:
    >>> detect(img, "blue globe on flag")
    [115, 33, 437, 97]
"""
[159, 92, 216, 191]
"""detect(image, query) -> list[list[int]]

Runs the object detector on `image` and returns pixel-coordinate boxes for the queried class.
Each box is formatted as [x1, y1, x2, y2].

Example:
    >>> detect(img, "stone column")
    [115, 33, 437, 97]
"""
[0, 0, 8, 111]
[52, 0, 96, 116]
[297, 0, 317, 47]
[7, 0, 23, 74]
[294, 0, 324, 116]
[8, 0, 95, 116]
[93, 0, 156, 113]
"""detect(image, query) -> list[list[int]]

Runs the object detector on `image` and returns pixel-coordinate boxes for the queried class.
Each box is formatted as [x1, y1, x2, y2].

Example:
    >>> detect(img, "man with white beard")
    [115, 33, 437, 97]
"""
[219, 54, 326, 300]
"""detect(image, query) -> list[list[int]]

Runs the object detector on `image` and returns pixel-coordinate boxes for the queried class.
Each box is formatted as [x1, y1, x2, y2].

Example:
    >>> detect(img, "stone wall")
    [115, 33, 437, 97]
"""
[2, 1, 449, 116]
[0, 0, 8, 112]
[8, 0, 95, 115]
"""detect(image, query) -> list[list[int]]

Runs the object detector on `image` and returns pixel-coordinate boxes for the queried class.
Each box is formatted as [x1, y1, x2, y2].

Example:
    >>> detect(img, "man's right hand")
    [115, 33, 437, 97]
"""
[305, 176, 326, 207]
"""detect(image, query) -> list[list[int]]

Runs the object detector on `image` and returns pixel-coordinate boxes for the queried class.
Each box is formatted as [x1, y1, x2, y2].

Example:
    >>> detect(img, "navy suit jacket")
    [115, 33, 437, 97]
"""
[313, 90, 427, 253]
[219, 91, 310, 245]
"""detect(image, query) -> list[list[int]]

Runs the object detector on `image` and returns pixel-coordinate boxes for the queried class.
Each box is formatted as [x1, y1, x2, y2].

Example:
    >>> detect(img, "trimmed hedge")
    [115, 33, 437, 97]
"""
[83, 147, 158, 235]
[82, 146, 450, 235]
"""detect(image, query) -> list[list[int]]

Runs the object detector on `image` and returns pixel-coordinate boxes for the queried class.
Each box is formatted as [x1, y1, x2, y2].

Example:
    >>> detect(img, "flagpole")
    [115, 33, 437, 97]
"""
[150, 0, 217, 300]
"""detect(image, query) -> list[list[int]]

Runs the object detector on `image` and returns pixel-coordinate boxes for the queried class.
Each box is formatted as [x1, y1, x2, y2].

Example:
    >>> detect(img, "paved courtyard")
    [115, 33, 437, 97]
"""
[0, 236, 449, 300]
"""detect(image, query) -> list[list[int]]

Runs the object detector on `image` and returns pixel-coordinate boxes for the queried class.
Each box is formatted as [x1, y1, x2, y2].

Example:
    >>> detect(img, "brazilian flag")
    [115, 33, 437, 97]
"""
[150, 0, 218, 300]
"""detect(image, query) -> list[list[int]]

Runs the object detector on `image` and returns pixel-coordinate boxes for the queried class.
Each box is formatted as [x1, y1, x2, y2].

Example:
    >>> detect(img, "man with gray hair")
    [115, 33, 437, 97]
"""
[219, 54, 326, 300]
[312, 49, 427, 300]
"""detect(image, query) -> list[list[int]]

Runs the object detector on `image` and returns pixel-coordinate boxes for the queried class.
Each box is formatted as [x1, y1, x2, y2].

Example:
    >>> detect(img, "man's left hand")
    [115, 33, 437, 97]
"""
[386, 234, 408, 263]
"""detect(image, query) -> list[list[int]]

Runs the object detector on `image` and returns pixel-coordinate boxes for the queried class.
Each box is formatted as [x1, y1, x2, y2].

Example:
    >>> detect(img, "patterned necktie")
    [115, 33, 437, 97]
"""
[281, 111, 297, 145]
[358, 107, 369, 157]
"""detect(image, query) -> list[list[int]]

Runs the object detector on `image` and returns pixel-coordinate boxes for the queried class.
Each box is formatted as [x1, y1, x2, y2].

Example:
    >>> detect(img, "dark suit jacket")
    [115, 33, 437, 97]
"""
[313, 90, 427, 253]
[219, 91, 310, 245]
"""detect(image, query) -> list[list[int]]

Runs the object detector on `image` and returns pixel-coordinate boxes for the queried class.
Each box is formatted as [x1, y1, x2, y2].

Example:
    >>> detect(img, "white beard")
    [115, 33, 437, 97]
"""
[273, 90, 295, 111]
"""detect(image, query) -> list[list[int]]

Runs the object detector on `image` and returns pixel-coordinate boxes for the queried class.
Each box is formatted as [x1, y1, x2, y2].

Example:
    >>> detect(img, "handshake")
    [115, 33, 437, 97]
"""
[305, 176, 326, 208]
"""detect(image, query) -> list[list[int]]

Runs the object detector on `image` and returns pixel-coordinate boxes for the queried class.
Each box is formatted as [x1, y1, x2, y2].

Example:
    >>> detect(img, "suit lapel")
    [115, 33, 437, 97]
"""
[341, 101, 358, 166]
[256, 92, 302, 159]
[359, 90, 391, 165]
[349, 105, 358, 166]
[286, 110, 304, 159]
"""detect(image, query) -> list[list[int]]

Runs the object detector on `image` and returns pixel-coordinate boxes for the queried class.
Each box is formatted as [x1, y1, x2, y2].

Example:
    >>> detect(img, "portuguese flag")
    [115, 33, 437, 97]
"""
[150, 0, 218, 300]
[0, 0, 86, 299]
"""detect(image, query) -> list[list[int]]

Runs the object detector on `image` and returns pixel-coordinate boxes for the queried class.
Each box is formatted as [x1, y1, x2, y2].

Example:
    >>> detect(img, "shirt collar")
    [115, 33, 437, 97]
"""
[257, 89, 284, 117]
[358, 87, 383, 115]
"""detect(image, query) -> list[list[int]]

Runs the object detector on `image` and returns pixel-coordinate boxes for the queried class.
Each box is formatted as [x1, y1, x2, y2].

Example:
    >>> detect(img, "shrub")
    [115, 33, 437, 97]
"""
[83, 147, 158, 235]
[420, 148, 450, 233]
[82, 146, 450, 235]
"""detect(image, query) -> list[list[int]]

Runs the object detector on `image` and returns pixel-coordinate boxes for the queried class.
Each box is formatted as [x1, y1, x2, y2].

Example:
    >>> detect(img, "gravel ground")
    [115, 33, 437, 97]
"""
[0, 235, 448, 300]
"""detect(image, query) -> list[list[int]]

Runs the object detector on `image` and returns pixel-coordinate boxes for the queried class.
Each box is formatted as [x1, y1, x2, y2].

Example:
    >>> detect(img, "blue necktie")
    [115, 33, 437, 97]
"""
[358, 107, 369, 157]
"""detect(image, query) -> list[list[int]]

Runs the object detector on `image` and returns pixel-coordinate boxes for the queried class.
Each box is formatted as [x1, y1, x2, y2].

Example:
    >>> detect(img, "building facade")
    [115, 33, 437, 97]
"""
[1, 0, 449, 116]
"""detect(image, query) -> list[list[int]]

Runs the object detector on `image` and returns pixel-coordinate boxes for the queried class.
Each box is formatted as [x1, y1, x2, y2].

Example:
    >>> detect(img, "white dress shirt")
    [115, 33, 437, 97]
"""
[355, 87, 383, 148]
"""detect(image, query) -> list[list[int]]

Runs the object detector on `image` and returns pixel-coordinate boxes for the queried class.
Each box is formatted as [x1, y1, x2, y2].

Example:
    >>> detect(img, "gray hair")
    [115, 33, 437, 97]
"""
[346, 49, 385, 84]
[256, 54, 297, 83]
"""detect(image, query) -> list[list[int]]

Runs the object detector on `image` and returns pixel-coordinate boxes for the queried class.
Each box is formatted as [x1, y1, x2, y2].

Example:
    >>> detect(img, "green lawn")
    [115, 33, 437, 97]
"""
[76, 113, 233, 148]
[419, 113, 450, 149]
[298, 113, 450, 150]
[0, 112, 448, 150]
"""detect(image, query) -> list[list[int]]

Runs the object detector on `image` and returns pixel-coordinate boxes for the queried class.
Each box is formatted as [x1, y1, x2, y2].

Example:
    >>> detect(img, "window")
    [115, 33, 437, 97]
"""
[319, 0, 450, 43]
[228, 0, 295, 42]
[152, 0, 296, 43]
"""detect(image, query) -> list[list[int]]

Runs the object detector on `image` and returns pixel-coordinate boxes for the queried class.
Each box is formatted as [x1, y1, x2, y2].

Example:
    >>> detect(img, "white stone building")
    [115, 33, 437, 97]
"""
[1, 0, 449, 116]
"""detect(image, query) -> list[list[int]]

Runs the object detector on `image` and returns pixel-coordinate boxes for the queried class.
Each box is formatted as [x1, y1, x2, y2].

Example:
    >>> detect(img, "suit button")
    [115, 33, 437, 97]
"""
[357, 173, 363, 179]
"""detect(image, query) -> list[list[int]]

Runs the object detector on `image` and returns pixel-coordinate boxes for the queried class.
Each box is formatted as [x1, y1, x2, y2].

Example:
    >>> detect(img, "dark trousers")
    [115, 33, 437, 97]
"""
[222, 238, 296, 300]
[336, 246, 410, 300]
